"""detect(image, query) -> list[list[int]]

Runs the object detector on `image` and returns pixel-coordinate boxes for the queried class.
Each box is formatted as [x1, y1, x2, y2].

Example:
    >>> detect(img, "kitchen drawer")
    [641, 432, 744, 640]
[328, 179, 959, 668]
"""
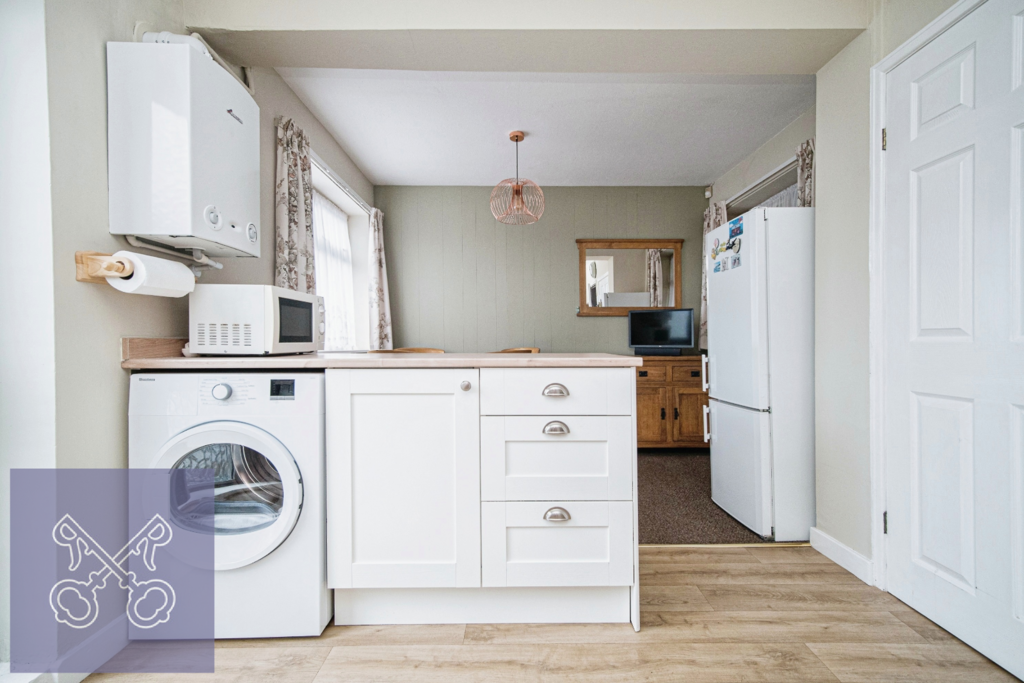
[671, 363, 704, 388]
[480, 368, 632, 416]
[635, 366, 666, 383]
[481, 416, 633, 501]
[482, 501, 633, 587]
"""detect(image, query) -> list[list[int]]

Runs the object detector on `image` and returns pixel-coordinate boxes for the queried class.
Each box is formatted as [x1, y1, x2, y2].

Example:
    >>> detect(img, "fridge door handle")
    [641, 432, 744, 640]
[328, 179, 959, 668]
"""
[701, 354, 709, 392]
[702, 405, 711, 443]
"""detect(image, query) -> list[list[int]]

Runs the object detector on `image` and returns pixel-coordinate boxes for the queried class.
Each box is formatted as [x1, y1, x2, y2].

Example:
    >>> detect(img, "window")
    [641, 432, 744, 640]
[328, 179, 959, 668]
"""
[310, 150, 373, 350]
[311, 190, 356, 351]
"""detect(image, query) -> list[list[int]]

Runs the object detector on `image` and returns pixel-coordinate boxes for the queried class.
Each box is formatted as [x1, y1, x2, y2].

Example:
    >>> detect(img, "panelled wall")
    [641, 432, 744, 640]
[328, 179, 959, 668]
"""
[375, 186, 706, 354]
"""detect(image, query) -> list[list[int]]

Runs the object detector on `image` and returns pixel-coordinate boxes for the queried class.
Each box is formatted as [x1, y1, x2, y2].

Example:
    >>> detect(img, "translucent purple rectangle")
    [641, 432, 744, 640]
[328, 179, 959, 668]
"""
[11, 469, 215, 674]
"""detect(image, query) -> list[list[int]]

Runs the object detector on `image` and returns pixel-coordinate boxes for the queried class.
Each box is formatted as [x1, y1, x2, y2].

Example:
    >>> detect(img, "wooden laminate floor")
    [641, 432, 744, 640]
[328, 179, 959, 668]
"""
[85, 546, 1016, 682]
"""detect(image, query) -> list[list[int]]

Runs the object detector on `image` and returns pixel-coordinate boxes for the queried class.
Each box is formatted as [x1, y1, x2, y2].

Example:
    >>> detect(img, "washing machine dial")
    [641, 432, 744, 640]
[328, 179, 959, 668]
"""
[212, 383, 233, 401]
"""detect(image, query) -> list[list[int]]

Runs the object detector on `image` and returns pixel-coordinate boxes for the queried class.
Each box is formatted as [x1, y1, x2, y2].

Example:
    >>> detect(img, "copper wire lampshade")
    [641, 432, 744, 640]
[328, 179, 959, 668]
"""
[490, 131, 544, 225]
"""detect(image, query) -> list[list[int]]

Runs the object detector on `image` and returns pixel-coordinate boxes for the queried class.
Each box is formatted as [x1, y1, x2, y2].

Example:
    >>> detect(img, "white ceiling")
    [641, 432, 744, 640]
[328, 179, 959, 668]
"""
[277, 69, 815, 187]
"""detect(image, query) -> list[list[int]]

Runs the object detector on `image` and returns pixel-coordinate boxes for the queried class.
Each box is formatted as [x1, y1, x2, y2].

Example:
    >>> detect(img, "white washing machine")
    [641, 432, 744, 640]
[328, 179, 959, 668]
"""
[129, 372, 331, 638]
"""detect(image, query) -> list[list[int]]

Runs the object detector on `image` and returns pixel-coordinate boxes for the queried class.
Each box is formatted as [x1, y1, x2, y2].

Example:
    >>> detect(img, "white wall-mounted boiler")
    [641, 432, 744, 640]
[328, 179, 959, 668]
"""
[107, 42, 260, 257]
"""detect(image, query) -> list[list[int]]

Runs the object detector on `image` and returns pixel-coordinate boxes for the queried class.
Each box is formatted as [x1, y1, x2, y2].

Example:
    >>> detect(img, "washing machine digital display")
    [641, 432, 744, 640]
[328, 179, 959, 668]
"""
[269, 379, 295, 400]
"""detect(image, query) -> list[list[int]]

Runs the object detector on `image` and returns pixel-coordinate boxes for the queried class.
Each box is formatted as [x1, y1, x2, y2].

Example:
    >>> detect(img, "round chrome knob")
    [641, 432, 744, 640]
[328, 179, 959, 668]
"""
[460, 381, 472, 391]
[211, 383, 232, 401]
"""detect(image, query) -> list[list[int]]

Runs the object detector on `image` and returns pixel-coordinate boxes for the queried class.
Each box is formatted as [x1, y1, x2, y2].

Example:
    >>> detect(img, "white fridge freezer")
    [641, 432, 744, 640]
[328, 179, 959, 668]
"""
[704, 207, 815, 541]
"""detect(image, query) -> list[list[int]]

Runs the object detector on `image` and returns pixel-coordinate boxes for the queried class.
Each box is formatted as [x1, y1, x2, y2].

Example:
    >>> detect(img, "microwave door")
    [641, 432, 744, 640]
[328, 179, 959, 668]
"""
[277, 296, 314, 345]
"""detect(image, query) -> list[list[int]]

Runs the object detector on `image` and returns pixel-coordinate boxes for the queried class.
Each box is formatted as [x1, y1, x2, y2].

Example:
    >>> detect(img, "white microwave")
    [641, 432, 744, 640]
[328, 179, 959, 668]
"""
[189, 284, 324, 355]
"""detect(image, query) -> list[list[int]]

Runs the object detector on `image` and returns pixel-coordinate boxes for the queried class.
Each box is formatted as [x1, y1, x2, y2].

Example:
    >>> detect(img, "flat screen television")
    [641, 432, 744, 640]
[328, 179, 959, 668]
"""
[628, 309, 694, 356]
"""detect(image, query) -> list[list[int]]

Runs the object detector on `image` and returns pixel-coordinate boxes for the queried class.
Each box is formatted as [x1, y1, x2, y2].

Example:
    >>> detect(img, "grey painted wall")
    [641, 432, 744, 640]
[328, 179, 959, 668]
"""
[375, 186, 706, 354]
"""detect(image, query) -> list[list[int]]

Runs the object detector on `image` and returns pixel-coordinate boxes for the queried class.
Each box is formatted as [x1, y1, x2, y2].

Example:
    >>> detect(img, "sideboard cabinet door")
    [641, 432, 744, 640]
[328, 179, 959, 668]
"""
[326, 369, 481, 589]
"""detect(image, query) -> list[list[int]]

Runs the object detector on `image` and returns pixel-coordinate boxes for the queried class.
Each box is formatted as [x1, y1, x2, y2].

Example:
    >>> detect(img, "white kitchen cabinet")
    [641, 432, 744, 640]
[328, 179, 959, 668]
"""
[324, 363, 639, 631]
[325, 368, 480, 588]
[481, 368, 632, 416]
[481, 416, 633, 501]
[482, 501, 634, 587]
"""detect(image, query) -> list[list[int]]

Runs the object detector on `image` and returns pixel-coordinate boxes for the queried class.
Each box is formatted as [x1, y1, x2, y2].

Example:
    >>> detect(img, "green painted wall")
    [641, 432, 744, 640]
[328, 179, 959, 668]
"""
[375, 186, 707, 354]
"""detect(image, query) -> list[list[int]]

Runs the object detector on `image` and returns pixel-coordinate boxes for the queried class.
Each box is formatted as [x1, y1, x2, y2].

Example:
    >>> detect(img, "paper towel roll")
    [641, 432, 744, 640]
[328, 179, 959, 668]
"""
[106, 251, 195, 297]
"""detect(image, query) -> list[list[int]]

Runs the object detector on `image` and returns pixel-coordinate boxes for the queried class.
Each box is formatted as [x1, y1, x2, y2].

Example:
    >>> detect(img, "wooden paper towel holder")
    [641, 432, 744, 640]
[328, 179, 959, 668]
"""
[75, 251, 135, 283]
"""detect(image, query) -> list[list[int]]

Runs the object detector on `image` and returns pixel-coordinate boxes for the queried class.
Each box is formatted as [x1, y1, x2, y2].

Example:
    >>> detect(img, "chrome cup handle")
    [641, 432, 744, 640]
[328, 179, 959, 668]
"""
[542, 383, 569, 397]
[542, 421, 570, 436]
[543, 507, 571, 522]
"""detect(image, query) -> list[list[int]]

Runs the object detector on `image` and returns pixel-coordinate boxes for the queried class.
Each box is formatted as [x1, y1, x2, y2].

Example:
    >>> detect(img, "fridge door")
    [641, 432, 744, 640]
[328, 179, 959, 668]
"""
[709, 398, 773, 537]
[704, 210, 770, 410]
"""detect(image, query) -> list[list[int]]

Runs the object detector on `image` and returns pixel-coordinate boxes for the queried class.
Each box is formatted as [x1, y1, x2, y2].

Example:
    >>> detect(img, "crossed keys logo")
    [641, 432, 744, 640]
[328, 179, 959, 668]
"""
[48, 514, 176, 630]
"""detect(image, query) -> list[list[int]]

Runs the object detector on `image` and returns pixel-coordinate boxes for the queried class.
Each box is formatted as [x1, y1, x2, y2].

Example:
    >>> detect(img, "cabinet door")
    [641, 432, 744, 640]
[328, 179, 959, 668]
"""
[636, 386, 668, 445]
[672, 389, 710, 444]
[326, 369, 480, 589]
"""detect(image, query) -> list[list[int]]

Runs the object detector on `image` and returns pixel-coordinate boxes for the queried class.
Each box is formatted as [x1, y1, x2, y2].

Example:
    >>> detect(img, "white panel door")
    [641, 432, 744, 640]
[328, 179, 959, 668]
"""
[708, 399, 773, 538]
[883, 1, 1024, 676]
[704, 211, 771, 410]
[326, 369, 480, 589]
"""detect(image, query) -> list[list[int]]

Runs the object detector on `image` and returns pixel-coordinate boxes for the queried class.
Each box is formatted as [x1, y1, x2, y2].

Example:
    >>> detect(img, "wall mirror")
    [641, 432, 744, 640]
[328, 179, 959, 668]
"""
[577, 239, 683, 317]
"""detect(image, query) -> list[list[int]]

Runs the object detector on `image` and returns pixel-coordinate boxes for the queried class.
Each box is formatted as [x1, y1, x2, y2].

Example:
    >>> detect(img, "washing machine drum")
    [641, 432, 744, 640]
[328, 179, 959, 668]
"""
[154, 421, 303, 570]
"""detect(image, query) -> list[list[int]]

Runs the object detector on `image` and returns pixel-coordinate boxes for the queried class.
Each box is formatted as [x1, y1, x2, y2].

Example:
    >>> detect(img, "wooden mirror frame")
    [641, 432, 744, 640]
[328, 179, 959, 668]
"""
[576, 238, 684, 317]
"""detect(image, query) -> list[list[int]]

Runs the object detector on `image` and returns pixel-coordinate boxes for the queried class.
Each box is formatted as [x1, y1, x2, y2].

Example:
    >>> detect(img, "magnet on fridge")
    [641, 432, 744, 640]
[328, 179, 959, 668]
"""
[731, 256, 741, 268]
[714, 261, 722, 273]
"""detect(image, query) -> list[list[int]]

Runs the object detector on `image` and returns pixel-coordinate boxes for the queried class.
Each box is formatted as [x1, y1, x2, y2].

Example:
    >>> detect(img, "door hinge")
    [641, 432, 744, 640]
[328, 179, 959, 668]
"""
[883, 511, 888, 534]
[881, 128, 887, 151]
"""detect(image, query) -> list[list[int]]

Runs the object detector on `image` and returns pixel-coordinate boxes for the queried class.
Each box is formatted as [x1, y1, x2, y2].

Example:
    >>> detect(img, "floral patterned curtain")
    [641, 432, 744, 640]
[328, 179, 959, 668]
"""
[796, 139, 815, 208]
[699, 201, 727, 350]
[274, 117, 316, 293]
[368, 208, 393, 350]
[645, 249, 662, 307]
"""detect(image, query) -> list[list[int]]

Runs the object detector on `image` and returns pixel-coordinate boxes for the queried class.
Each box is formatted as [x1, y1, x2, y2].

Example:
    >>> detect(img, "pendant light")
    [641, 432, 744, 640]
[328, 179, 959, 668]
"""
[490, 131, 545, 225]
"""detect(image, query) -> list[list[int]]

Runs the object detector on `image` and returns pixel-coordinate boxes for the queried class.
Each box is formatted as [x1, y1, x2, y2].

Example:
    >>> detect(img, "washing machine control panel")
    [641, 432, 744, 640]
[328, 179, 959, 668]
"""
[130, 373, 323, 417]
[199, 378, 256, 407]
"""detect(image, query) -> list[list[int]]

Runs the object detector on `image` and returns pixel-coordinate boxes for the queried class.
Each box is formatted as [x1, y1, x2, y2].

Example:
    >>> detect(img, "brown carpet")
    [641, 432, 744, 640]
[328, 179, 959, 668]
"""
[638, 449, 768, 545]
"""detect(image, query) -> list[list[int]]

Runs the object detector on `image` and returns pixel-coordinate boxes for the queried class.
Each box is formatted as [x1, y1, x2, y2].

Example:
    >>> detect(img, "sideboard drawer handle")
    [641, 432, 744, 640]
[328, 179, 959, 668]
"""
[543, 507, 571, 522]
[542, 383, 570, 397]
[638, 370, 648, 377]
[543, 420, 570, 435]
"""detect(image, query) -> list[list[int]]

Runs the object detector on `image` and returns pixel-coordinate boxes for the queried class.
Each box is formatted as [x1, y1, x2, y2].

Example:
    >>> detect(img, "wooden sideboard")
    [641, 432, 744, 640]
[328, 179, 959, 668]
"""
[635, 355, 709, 448]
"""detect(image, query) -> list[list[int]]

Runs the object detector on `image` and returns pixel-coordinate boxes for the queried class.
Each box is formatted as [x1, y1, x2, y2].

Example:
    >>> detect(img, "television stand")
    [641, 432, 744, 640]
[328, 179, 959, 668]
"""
[634, 347, 681, 356]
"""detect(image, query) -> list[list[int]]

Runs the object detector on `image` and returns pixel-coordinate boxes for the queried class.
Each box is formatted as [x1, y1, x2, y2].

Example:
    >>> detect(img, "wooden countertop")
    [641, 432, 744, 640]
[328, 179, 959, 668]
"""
[122, 350, 644, 370]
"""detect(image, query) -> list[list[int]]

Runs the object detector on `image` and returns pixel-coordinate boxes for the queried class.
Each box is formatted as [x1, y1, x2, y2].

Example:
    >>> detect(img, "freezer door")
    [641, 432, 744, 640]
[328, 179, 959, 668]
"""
[709, 399, 773, 538]
[704, 211, 770, 410]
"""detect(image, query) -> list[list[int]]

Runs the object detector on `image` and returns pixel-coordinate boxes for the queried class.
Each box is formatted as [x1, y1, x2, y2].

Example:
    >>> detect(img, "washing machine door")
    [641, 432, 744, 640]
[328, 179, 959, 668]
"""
[154, 421, 303, 571]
